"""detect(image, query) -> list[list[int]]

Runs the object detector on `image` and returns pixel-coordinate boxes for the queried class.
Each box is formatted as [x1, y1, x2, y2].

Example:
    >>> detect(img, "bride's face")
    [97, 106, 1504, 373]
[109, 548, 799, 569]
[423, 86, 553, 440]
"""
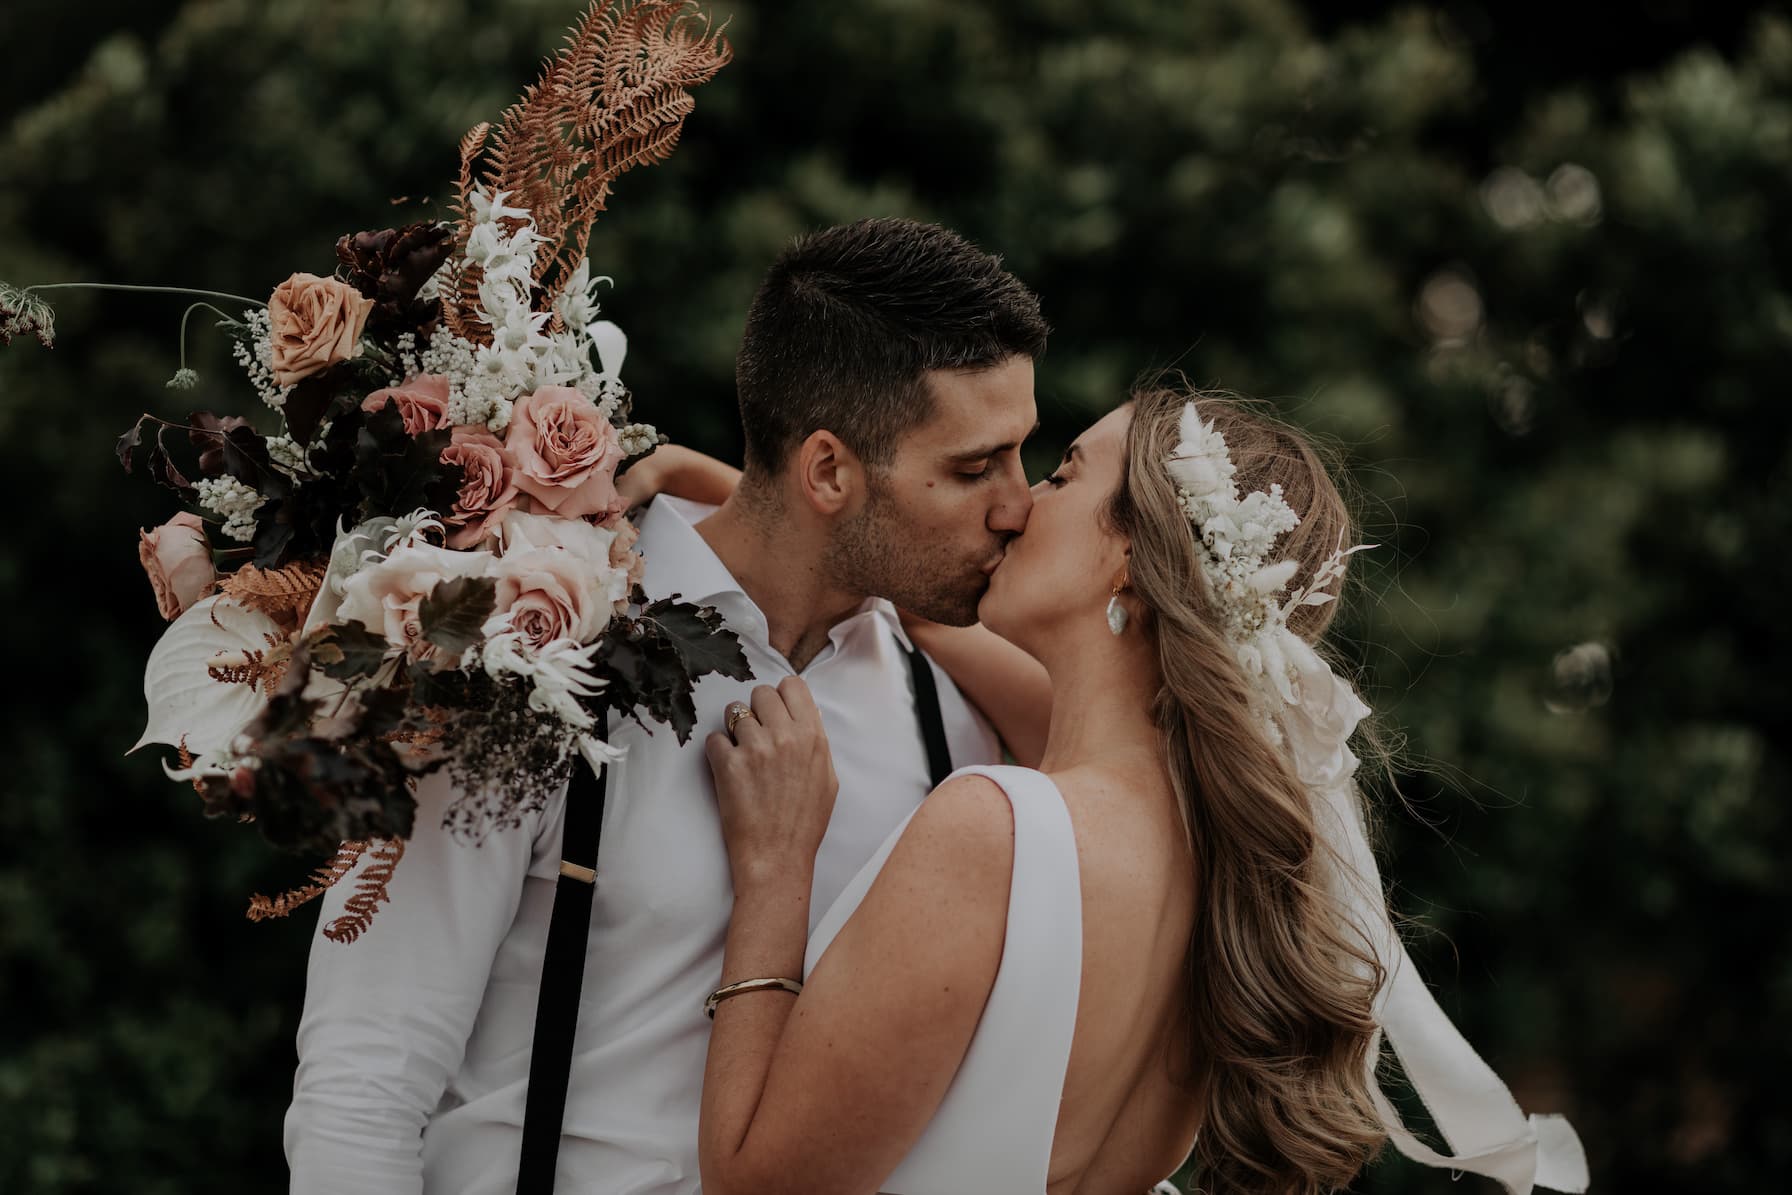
[979, 405, 1132, 651]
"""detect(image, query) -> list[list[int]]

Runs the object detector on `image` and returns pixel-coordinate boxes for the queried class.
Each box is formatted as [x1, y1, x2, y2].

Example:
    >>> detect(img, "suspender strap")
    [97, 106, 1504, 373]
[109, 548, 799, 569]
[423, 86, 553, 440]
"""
[517, 654, 943, 1190]
[517, 725, 610, 1194]
[906, 645, 953, 788]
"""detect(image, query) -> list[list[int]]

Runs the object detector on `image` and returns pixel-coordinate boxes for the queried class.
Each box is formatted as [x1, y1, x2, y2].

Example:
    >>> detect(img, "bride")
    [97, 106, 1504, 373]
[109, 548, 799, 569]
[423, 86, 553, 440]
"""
[633, 384, 1588, 1195]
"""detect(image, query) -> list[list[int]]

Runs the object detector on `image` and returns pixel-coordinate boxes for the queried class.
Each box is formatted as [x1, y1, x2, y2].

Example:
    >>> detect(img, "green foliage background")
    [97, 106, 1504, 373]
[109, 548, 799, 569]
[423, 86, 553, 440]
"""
[1, 0, 1786, 1190]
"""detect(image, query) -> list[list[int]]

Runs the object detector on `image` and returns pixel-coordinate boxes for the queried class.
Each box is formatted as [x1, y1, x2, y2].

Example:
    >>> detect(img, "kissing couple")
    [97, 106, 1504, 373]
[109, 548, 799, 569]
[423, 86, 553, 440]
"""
[286, 218, 1588, 1195]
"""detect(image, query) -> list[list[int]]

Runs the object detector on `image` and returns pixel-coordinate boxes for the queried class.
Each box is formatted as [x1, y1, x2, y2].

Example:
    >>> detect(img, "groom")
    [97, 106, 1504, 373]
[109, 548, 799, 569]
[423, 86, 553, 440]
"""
[284, 217, 1047, 1193]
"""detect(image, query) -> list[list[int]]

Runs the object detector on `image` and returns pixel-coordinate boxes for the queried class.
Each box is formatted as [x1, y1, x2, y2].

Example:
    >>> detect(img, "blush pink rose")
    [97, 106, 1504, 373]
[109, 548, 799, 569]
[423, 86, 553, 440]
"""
[489, 513, 628, 648]
[138, 512, 216, 620]
[335, 543, 493, 659]
[362, 374, 452, 435]
[267, 272, 374, 387]
[440, 425, 520, 549]
[503, 387, 626, 519]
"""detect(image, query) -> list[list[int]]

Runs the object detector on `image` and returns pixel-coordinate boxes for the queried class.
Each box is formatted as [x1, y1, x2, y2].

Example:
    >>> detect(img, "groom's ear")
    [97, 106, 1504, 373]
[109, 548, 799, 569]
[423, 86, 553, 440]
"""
[794, 429, 863, 516]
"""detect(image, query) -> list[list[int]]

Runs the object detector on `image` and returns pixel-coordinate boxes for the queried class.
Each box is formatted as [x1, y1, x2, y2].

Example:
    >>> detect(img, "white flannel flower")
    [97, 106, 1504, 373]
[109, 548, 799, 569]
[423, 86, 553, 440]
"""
[480, 628, 605, 731]
[469, 188, 531, 226]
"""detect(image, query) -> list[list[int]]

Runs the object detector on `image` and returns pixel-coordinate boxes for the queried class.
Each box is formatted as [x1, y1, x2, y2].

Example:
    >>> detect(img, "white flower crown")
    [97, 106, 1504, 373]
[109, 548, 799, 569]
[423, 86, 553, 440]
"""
[1164, 401, 1371, 734]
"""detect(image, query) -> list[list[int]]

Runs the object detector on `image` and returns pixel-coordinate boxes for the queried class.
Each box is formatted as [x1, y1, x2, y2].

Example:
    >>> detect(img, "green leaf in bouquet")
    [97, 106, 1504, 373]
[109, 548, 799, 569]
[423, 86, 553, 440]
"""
[419, 575, 497, 656]
[282, 368, 350, 447]
[146, 440, 195, 497]
[352, 401, 454, 518]
[316, 620, 394, 682]
[638, 592, 752, 684]
[594, 617, 698, 740]
[188, 412, 292, 525]
[115, 414, 148, 473]
[407, 657, 476, 708]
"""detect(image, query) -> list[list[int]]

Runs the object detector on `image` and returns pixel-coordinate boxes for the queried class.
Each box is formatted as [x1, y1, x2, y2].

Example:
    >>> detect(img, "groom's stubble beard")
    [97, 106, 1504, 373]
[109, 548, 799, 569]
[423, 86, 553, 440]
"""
[823, 480, 990, 627]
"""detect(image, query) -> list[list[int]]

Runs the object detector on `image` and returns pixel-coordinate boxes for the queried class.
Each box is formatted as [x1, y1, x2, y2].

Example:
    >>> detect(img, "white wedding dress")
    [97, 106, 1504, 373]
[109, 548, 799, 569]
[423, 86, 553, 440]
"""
[804, 764, 1088, 1194]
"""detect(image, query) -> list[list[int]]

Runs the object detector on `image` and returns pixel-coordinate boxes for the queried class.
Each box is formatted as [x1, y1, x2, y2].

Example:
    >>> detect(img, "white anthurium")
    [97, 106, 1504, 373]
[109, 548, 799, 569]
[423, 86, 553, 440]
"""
[589, 319, 626, 384]
[132, 595, 285, 757]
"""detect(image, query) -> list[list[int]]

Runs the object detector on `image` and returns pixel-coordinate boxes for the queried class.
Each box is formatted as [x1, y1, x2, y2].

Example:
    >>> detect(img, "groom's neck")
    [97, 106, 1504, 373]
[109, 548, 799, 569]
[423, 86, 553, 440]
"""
[695, 488, 866, 672]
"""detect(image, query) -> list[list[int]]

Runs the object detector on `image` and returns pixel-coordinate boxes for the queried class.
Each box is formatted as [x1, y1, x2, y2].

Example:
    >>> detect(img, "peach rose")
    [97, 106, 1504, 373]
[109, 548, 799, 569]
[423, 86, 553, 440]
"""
[139, 512, 216, 620]
[489, 513, 628, 648]
[440, 425, 520, 550]
[268, 272, 374, 387]
[334, 542, 493, 657]
[362, 374, 452, 435]
[503, 387, 626, 519]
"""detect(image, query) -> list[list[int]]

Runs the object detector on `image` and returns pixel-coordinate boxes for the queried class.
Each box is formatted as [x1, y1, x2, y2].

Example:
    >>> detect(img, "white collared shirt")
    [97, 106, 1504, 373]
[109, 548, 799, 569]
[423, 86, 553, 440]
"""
[285, 497, 1001, 1194]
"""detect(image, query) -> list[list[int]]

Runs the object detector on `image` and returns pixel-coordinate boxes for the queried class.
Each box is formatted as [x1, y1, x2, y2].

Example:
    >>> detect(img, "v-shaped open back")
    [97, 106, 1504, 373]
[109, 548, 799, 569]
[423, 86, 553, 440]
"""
[804, 764, 1084, 1194]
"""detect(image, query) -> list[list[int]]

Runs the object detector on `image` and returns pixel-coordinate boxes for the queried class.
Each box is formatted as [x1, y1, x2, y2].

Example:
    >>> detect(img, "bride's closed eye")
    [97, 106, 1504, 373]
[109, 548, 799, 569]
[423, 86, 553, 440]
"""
[1042, 472, 1067, 487]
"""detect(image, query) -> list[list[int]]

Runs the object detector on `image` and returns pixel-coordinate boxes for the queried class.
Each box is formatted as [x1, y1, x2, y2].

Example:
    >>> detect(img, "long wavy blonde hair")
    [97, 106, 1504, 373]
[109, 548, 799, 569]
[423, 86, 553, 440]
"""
[1106, 384, 1386, 1194]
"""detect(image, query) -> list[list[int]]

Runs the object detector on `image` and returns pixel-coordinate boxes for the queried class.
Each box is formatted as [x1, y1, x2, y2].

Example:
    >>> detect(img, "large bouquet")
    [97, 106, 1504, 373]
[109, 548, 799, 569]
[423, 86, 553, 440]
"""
[5, 2, 742, 929]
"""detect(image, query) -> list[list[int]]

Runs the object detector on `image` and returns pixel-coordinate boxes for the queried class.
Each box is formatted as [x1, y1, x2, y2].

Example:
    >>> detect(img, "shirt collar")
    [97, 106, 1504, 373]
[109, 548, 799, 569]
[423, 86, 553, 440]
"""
[634, 496, 913, 655]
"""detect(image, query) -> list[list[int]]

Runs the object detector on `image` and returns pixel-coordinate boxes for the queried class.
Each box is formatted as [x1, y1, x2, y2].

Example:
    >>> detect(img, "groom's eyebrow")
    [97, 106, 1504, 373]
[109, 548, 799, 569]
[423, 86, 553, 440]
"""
[948, 420, 1041, 462]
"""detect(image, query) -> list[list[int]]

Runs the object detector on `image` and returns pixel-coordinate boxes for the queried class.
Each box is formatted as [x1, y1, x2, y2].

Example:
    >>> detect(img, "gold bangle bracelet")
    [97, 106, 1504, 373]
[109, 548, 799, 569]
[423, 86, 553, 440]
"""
[704, 976, 804, 1019]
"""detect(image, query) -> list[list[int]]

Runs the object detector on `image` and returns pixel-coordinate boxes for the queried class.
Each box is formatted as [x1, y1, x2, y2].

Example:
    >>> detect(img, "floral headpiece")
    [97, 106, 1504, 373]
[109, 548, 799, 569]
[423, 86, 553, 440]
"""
[1162, 400, 1590, 1195]
[1164, 401, 1369, 741]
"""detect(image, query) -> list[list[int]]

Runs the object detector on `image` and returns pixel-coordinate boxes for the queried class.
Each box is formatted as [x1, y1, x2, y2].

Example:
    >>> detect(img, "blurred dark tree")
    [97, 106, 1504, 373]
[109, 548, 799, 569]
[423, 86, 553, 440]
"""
[1, 0, 1785, 1191]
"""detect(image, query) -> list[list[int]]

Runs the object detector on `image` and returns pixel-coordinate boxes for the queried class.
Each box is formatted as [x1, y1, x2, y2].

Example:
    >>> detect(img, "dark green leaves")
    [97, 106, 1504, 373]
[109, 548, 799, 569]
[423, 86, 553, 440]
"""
[314, 620, 393, 682]
[419, 575, 496, 655]
[352, 400, 456, 517]
[591, 592, 751, 743]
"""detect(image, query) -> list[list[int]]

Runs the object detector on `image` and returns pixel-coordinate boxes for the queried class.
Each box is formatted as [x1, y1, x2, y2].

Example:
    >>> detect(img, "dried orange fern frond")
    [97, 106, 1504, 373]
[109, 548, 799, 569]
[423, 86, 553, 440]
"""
[246, 840, 371, 923]
[445, 0, 730, 340]
[322, 838, 408, 944]
[219, 560, 326, 626]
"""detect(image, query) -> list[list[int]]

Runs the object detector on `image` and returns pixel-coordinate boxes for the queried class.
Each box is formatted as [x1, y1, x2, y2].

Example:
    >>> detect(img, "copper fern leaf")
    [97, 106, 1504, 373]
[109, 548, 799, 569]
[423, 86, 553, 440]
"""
[245, 840, 370, 923]
[444, 0, 730, 341]
[219, 560, 326, 626]
[321, 838, 408, 944]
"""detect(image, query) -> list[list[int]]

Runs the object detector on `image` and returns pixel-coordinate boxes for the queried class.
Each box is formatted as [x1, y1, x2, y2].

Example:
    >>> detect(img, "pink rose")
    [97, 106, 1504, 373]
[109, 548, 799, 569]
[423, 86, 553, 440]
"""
[489, 513, 629, 648]
[334, 543, 493, 659]
[503, 387, 626, 519]
[440, 425, 520, 550]
[267, 272, 374, 387]
[138, 512, 216, 620]
[362, 374, 452, 435]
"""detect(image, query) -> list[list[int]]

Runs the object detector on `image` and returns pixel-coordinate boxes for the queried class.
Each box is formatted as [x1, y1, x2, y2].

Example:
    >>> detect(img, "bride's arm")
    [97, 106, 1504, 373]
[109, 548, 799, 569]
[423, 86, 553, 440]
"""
[616, 443, 742, 509]
[617, 445, 1054, 763]
[699, 682, 1012, 1195]
[902, 615, 1051, 767]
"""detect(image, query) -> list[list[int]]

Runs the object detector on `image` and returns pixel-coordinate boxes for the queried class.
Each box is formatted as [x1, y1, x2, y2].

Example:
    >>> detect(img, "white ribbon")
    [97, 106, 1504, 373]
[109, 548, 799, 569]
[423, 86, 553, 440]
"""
[1280, 633, 1590, 1195]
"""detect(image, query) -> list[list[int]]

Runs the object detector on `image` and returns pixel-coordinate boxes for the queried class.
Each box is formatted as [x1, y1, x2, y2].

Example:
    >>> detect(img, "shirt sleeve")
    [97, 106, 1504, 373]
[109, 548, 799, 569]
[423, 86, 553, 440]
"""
[284, 770, 551, 1193]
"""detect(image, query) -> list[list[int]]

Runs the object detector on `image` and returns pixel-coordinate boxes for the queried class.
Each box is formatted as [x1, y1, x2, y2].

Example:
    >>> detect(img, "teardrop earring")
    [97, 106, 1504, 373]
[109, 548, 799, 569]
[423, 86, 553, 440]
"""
[1105, 575, 1129, 636]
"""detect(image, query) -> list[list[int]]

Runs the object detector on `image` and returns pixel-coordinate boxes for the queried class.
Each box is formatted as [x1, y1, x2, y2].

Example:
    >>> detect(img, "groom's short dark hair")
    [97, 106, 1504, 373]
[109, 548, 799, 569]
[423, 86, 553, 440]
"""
[734, 218, 1048, 475]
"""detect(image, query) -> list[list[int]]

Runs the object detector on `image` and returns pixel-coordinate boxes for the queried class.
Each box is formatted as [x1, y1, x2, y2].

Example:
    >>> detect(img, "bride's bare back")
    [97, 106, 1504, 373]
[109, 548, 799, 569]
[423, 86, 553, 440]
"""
[1044, 762, 1203, 1195]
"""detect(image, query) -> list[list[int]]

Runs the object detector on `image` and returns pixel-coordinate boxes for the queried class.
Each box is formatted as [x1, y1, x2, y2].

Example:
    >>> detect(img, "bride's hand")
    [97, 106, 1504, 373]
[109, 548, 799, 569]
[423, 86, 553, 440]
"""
[705, 678, 839, 891]
[616, 444, 742, 509]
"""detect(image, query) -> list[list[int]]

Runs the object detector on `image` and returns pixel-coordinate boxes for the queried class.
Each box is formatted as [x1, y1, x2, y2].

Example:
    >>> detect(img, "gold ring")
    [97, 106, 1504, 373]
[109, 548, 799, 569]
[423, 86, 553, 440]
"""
[724, 701, 756, 739]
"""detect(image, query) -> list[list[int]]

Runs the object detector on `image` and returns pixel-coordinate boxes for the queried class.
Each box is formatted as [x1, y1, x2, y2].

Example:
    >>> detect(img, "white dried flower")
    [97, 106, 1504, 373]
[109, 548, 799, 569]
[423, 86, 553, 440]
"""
[194, 476, 266, 543]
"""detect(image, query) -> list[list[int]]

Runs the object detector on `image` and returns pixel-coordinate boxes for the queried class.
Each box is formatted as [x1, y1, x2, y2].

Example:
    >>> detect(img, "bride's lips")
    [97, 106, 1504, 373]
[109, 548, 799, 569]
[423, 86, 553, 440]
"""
[980, 545, 1010, 576]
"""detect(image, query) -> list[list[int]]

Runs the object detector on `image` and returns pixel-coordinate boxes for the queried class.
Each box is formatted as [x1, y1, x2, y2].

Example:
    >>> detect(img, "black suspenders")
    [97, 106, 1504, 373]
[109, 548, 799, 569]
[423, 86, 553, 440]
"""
[517, 717, 609, 1195]
[516, 648, 952, 1191]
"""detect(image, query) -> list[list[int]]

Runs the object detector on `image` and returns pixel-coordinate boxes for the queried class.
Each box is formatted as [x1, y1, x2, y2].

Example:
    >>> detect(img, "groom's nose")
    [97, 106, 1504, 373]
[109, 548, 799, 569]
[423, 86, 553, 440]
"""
[986, 458, 1033, 534]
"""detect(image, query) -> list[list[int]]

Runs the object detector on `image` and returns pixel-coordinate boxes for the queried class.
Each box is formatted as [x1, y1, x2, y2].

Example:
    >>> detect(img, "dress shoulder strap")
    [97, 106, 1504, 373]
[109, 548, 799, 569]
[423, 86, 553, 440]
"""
[873, 763, 1085, 1194]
